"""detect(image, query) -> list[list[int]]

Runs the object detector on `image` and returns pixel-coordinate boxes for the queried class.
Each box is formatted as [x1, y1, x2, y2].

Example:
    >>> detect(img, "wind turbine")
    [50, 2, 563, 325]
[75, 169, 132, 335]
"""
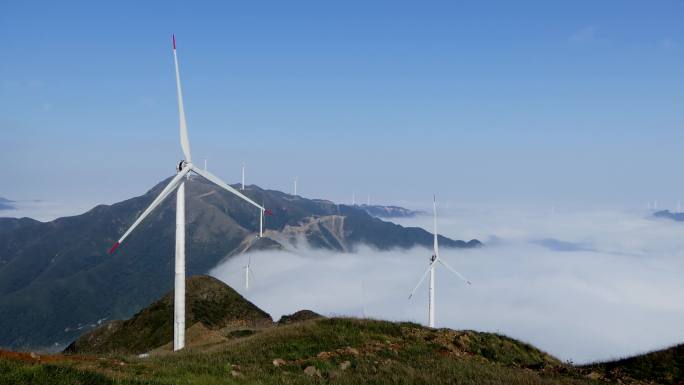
[241, 162, 246, 190]
[107, 35, 266, 351]
[243, 256, 255, 290]
[293, 176, 298, 196]
[408, 196, 471, 328]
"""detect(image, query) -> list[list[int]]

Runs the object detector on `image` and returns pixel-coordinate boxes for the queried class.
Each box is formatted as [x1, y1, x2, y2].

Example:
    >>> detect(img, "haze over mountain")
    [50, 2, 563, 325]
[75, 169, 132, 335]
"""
[653, 210, 684, 222]
[0, 176, 479, 350]
[0, 198, 14, 211]
[358, 204, 423, 218]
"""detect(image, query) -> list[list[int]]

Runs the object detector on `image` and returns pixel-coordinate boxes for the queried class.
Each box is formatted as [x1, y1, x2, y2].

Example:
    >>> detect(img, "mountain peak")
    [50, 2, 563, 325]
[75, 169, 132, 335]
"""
[65, 275, 272, 355]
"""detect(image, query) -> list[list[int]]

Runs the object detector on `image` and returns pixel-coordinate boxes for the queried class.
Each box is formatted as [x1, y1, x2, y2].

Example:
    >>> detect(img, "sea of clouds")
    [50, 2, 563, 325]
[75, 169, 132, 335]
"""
[210, 205, 684, 364]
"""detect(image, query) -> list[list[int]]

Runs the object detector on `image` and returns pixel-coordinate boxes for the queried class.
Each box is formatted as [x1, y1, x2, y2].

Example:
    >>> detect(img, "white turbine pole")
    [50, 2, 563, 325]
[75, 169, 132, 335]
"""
[428, 196, 438, 328]
[245, 257, 250, 290]
[242, 162, 246, 190]
[429, 263, 435, 328]
[259, 208, 263, 238]
[109, 35, 267, 353]
[172, 34, 189, 352]
[174, 181, 186, 351]
[204, 158, 207, 171]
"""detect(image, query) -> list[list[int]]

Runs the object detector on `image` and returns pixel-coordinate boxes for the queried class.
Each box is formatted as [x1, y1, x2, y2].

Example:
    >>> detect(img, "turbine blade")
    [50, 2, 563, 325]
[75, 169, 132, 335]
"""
[192, 167, 264, 210]
[438, 259, 471, 285]
[408, 259, 437, 299]
[109, 167, 191, 253]
[433, 195, 438, 257]
[172, 35, 192, 162]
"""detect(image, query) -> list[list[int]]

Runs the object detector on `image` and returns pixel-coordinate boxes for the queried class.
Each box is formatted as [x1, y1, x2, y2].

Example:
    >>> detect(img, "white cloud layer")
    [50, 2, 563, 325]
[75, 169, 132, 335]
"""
[1, 200, 97, 222]
[211, 206, 684, 364]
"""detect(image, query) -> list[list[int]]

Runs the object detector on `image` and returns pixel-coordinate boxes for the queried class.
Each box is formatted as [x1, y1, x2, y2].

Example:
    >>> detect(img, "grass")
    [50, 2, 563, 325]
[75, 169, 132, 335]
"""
[582, 343, 684, 384]
[0, 318, 603, 385]
[67, 276, 272, 355]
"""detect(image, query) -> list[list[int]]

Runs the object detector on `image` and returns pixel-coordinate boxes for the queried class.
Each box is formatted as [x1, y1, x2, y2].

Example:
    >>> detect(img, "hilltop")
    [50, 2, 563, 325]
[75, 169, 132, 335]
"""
[1, 275, 680, 384]
[0, 276, 577, 384]
[0, 177, 480, 350]
[582, 344, 684, 384]
[65, 276, 272, 355]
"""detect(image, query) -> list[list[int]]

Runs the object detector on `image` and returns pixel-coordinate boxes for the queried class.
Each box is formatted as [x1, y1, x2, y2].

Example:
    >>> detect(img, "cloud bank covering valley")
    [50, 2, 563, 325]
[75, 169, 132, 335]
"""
[211, 206, 684, 364]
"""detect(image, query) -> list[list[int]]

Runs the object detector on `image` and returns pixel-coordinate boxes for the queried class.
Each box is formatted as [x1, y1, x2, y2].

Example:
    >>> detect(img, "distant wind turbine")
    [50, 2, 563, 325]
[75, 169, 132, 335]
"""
[294, 176, 298, 196]
[241, 162, 245, 190]
[107, 35, 266, 351]
[243, 256, 255, 290]
[408, 196, 471, 328]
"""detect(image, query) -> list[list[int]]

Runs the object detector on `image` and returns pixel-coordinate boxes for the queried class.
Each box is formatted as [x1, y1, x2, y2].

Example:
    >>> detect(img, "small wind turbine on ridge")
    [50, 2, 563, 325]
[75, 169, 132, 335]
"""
[241, 162, 246, 190]
[408, 196, 471, 328]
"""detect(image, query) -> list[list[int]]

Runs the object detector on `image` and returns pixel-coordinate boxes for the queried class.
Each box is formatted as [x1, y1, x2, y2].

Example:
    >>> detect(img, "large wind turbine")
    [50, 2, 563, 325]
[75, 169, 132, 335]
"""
[108, 35, 265, 351]
[408, 196, 471, 328]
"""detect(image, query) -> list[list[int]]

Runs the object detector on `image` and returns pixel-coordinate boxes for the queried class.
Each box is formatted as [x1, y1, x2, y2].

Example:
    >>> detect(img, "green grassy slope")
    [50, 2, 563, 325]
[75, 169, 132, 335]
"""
[582, 344, 684, 384]
[65, 276, 272, 355]
[1, 318, 598, 385]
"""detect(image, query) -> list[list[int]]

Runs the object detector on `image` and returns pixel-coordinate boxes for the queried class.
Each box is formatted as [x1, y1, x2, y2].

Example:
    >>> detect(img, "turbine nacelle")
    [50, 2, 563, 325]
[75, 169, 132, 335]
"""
[177, 160, 191, 172]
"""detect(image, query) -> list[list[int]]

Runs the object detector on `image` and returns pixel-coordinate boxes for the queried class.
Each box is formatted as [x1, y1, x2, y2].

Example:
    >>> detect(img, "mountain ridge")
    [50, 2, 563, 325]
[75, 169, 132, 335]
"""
[0, 177, 480, 350]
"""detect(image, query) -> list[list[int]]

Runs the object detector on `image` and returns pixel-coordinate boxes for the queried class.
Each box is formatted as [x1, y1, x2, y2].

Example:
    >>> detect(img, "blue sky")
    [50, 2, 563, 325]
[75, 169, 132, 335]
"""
[2, 1, 683, 211]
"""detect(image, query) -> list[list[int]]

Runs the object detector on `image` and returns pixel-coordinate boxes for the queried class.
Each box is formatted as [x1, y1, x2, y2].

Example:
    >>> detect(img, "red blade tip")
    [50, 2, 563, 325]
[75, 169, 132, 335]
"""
[108, 242, 120, 254]
[172, 34, 176, 50]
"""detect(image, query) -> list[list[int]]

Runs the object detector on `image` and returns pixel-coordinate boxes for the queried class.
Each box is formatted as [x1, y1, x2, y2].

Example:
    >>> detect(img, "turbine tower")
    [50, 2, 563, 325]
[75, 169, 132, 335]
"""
[408, 196, 471, 328]
[243, 256, 255, 290]
[241, 162, 246, 190]
[294, 176, 298, 196]
[108, 35, 265, 351]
